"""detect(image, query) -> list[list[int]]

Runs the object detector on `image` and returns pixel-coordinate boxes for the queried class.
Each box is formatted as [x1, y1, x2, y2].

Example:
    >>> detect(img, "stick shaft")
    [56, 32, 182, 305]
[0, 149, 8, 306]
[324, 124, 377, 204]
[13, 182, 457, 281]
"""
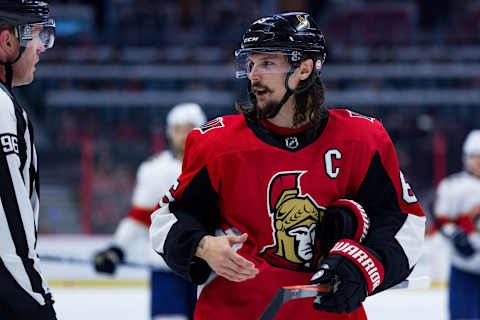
[260, 276, 431, 320]
[39, 254, 150, 269]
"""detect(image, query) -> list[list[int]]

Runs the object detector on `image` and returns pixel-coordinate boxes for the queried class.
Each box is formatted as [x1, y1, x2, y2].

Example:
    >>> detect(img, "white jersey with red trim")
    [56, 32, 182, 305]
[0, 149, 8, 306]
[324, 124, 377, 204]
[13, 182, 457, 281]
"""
[113, 150, 181, 269]
[435, 171, 480, 274]
[131, 150, 181, 210]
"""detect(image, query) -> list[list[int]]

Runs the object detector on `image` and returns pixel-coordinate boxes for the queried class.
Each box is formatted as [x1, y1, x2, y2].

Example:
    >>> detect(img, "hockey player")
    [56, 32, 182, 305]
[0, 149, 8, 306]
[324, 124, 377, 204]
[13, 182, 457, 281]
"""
[434, 130, 480, 320]
[150, 12, 426, 319]
[0, 1, 56, 319]
[94, 102, 206, 320]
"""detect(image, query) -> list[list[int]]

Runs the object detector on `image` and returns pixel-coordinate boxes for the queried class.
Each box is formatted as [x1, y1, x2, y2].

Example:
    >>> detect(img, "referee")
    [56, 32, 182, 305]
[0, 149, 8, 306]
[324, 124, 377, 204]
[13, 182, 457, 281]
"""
[0, 1, 56, 319]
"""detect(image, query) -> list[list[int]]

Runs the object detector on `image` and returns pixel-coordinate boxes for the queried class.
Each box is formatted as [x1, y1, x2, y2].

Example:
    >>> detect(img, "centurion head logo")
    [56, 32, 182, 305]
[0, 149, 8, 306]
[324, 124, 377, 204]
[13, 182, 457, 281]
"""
[260, 171, 325, 271]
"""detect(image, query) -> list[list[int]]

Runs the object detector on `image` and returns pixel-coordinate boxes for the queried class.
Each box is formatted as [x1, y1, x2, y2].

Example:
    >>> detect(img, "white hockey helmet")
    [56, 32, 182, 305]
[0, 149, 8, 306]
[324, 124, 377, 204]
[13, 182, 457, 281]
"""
[463, 130, 480, 156]
[166, 102, 207, 135]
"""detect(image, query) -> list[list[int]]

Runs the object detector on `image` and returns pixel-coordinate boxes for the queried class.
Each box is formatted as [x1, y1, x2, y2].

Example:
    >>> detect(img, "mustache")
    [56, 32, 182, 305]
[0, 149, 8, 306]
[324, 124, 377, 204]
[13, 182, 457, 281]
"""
[251, 83, 273, 93]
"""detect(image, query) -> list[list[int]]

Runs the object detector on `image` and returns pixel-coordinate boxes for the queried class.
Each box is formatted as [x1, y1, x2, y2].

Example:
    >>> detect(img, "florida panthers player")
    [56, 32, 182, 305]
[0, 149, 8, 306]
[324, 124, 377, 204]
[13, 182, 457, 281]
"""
[150, 12, 426, 319]
[94, 103, 206, 320]
[434, 130, 480, 320]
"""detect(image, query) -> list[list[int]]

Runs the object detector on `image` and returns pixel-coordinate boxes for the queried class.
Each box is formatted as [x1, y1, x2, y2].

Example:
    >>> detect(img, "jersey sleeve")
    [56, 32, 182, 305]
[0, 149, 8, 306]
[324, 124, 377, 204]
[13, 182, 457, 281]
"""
[129, 152, 181, 226]
[150, 131, 220, 284]
[434, 176, 478, 234]
[434, 178, 457, 218]
[353, 123, 426, 294]
[128, 162, 164, 226]
[0, 94, 36, 253]
[126, 206, 154, 226]
[131, 161, 163, 209]
[112, 217, 148, 251]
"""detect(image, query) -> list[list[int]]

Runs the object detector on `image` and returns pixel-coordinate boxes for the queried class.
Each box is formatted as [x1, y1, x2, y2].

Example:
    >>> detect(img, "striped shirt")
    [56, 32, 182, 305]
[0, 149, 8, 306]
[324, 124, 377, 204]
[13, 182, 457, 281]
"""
[0, 82, 51, 305]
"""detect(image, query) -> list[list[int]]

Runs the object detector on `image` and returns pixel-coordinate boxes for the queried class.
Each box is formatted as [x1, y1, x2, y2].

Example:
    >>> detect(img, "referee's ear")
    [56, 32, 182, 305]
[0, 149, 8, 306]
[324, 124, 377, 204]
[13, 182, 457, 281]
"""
[0, 28, 18, 59]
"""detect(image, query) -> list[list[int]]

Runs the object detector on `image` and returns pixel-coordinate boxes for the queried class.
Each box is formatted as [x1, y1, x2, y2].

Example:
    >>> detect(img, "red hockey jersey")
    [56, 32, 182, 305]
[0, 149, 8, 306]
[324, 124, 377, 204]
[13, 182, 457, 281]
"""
[150, 109, 426, 319]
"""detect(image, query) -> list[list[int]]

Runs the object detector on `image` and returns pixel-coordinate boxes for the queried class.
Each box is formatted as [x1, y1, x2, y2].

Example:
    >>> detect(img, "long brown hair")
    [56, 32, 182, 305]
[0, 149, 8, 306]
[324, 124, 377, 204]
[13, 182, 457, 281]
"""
[236, 69, 328, 133]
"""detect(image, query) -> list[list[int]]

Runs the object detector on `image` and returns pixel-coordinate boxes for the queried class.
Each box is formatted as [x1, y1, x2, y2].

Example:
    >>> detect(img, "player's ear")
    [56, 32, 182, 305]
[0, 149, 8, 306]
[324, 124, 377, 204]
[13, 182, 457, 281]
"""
[0, 29, 17, 57]
[298, 59, 313, 80]
[0, 29, 10, 50]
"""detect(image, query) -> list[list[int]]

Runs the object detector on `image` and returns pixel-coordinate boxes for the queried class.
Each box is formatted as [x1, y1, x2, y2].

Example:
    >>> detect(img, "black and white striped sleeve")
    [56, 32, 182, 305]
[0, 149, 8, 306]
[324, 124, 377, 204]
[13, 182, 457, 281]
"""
[0, 89, 51, 306]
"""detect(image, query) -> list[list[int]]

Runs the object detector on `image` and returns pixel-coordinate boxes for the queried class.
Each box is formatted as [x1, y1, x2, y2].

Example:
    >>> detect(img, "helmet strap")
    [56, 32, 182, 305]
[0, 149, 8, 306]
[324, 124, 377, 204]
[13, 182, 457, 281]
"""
[12, 26, 26, 64]
[262, 59, 318, 119]
[0, 28, 27, 89]
[261, 68, 294, 119]
[13, 45, 26, 63]
[247, 81, 257, 107]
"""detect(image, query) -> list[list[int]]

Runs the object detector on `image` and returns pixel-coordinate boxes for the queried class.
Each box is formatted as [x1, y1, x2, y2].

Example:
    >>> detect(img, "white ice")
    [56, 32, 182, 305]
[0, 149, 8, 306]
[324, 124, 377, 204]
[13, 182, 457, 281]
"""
[50, 286, 447, 320]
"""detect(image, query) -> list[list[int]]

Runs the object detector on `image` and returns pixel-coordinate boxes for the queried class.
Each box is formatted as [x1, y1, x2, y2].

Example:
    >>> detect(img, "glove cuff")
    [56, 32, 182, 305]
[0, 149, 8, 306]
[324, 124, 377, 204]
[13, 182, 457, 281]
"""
[330, 239, 384, 294]
[329, 199, 370, 243]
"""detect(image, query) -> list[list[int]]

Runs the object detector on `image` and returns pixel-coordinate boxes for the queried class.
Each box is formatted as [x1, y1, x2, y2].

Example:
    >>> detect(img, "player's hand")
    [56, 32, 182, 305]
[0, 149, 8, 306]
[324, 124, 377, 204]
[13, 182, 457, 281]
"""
[310, 239, 384, 314]
[310, 254, 368, 314]
[195, 233, 259, 282]
[452, 231, 475, 257]
[93, 246, 124, 275]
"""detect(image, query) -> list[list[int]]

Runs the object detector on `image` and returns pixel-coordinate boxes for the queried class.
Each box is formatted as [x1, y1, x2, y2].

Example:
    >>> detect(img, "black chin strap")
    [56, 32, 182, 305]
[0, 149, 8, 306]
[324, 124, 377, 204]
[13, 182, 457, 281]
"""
[244, 56, 320, 120]
[4, 63, 13, 88]
[261, 69, 294, 119]
[0, 45, 24, 89]
[262, 64, 318, 119]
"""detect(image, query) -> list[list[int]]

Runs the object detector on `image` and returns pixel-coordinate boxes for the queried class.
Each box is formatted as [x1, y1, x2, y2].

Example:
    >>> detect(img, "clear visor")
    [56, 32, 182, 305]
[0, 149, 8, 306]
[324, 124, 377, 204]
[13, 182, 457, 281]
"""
[234, 49, 299, 79]
[18, 18, 55, 50]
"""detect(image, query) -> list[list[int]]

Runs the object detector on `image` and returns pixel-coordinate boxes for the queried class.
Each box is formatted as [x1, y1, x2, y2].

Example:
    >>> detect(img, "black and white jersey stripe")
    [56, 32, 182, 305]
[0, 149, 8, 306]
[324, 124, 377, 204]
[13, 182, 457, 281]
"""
[0, 83, 51, 306]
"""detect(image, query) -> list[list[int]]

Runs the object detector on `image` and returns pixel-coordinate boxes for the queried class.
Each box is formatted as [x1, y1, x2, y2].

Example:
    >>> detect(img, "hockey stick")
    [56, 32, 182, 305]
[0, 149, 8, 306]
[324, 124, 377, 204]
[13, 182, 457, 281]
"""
[39, 254, 151, 269]
[259, 276, 431, 320]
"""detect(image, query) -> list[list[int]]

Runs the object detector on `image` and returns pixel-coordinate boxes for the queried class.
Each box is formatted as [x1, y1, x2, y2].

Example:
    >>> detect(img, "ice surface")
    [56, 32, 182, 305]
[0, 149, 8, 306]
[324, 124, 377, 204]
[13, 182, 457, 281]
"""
[50, 286, 447, 320]
[39, 235, 450, 320]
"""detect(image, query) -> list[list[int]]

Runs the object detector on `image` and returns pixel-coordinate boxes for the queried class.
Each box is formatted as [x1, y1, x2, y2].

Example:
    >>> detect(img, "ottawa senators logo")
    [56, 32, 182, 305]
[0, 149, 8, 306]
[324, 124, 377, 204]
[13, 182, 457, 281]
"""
[260, 171, 325, 271]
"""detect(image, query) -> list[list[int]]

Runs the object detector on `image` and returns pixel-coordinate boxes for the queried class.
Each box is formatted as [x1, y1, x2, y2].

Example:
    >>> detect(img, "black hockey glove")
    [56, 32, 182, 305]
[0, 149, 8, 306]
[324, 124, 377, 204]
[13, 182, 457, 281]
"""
[93, 246, 124, 274]
[317, 199, 370, 257]
[452, 231, 475, 257]
[310, 240, 384, 314]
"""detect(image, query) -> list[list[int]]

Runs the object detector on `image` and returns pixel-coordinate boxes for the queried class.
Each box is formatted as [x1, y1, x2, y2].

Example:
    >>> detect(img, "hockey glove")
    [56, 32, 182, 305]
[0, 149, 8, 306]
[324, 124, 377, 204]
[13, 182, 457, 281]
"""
[317, 199, 370, 257]
[452, 231, 475, 257]
[93, 246, 125, 274]
[310, 239, 384, 314]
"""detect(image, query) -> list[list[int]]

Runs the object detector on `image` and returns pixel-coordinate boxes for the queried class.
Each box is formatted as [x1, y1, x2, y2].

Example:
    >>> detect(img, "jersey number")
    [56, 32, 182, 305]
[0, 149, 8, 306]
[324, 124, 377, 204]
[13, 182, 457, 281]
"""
[1, 134, 19, 154]
[399, 171, 418, 204]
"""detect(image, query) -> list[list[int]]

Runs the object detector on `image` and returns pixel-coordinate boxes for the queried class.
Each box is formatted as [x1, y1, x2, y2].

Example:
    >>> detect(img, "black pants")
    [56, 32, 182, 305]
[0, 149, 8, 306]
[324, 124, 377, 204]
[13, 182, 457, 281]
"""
[0, 264, 56, 320]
